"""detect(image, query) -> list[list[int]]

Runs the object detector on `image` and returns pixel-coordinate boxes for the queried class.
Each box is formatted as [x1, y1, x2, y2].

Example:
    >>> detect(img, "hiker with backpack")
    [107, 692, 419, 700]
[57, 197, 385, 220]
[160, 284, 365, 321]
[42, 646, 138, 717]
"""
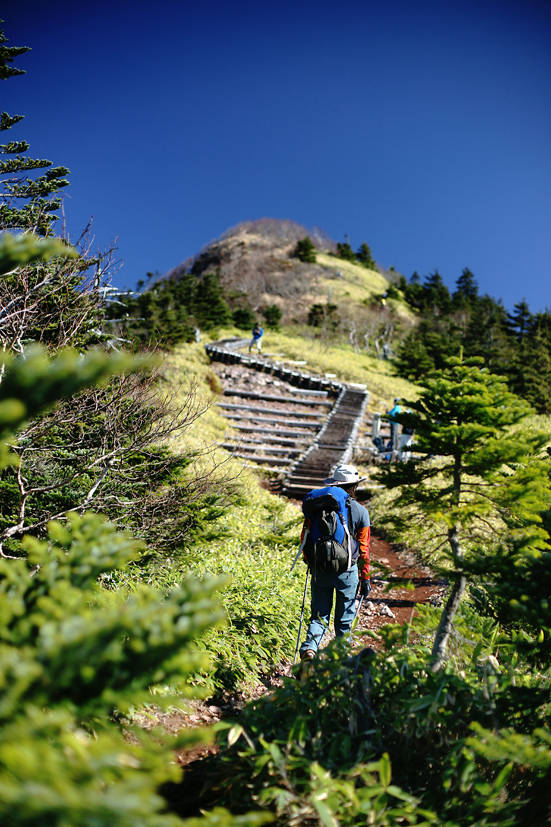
[298, 464, 371, 663]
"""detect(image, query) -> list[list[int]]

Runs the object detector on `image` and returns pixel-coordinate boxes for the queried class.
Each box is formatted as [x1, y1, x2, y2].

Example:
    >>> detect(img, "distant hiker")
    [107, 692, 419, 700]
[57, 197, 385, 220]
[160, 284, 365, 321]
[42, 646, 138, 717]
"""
[386, 398, 401, 453]
[249, 323, 264, 353]
[298, 464, 371, 664]
[400, 415, 414, 461]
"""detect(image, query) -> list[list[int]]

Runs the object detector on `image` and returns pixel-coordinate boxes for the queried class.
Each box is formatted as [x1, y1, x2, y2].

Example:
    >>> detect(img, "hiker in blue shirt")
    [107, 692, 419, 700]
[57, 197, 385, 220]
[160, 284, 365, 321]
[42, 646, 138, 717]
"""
[249, 323, 264, 353]
[299, 464, 371, 664]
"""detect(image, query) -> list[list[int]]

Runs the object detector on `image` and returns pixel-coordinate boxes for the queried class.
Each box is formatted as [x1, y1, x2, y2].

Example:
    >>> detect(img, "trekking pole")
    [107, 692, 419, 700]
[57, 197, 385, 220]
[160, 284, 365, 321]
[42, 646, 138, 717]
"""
[293, 570, 310, 664]
[349, 595, 365, 641]
[290, 547, 302, 572]
[353, 595, 365, 624]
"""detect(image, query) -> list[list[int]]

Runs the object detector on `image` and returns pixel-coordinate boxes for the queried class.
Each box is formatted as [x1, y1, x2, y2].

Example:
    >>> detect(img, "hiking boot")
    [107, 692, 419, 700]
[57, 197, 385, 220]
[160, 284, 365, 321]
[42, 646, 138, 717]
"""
[297, 649, 315, 680]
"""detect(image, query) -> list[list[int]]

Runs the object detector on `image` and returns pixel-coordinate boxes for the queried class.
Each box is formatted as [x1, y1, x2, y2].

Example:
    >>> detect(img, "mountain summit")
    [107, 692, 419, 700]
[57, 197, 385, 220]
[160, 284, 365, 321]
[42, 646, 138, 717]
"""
[168, 218, 389, 324]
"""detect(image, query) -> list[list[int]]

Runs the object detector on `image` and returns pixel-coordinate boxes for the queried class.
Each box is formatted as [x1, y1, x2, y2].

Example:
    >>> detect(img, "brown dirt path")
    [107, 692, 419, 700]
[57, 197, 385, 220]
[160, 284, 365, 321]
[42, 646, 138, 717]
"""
[363, 533, 446, 641]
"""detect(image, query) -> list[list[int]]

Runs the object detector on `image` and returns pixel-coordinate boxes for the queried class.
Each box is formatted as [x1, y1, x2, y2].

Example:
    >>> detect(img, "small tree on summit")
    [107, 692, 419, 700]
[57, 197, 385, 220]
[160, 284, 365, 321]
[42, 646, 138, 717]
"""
[356, 242, 376, 270]
[293, 236, 316, 263]
[336, 241, 357, 263]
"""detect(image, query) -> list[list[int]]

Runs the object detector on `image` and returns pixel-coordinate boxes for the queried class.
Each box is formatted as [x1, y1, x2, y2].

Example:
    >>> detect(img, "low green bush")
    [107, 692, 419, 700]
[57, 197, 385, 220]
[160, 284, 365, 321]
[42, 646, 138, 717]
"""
[193, 614, 551, 826]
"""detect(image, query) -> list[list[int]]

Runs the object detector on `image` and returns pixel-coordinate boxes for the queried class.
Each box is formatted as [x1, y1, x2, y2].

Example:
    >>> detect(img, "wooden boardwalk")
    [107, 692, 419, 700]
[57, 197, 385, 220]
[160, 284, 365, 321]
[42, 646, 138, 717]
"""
[205, 338, 370, 497]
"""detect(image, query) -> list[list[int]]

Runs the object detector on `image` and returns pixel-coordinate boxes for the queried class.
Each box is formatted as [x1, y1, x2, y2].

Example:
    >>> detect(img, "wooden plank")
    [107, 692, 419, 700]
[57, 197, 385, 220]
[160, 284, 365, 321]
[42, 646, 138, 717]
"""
[226, 434, 307, 446]
[282, 388, 329, 397]
[218, 402, 323, 419]
[226, 453, 294, 466]
[231, 424, 313, 438]
[221, 444, 300, 456]
[223, 413, 320, 428]
[223, 390, 332, 407]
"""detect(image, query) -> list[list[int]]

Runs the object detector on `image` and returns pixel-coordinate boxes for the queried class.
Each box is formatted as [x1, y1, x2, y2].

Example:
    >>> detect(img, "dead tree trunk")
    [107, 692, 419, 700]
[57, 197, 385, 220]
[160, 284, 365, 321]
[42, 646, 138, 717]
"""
[430, 524, 465, 672]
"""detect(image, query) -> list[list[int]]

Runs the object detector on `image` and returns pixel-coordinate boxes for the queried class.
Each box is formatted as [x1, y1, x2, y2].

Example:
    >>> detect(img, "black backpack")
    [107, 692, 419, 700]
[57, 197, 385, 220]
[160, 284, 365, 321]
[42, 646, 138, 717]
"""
[300, 486, 358, 574]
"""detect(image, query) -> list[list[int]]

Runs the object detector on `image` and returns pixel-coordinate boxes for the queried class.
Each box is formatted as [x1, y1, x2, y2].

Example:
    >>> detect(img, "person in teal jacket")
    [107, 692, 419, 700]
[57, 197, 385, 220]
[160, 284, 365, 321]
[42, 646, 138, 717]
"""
[386, 398, 401, 451]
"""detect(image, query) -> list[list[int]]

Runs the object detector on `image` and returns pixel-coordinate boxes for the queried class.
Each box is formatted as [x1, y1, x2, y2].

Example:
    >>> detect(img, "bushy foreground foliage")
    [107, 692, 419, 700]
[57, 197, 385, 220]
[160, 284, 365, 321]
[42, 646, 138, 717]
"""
[0, 358, 238, 558]
[0, 330, 267, 826]
[0, 507, 235, 827]
[183, 615, 551, 826]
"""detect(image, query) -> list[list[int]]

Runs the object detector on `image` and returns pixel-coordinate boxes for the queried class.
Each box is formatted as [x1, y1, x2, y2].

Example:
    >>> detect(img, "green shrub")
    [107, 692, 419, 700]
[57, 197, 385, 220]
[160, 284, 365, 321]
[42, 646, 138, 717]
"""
[292, 237, 316, 263]
[193, 616, 551, 826]
[262, 305, 282, 330]
[232, 307, 257, 330]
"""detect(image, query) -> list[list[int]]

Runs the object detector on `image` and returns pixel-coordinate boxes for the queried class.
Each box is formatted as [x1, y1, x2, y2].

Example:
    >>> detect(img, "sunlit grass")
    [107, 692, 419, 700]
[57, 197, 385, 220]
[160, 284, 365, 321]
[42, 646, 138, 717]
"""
[315, 253, 416, 323]
[315, 252, 388, 296]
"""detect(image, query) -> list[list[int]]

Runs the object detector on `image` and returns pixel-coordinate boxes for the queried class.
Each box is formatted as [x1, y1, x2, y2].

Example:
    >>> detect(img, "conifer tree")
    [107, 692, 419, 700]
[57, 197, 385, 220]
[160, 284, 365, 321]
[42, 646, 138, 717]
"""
[262, 303, 282, 329]
[452, 267, 478, 309]
[463, 294, 510, 370]
[336, 241, 357, 263]
[192, 270, 232, 329]
[0, 26, 107, 354]
[376, 355, 551, 671]
[293, 236, 316, 263]
[421, 270, 452, 315]
[355, 242, 376, 269]
[506, 298, 533, 342]
[0, 26, 70, 235]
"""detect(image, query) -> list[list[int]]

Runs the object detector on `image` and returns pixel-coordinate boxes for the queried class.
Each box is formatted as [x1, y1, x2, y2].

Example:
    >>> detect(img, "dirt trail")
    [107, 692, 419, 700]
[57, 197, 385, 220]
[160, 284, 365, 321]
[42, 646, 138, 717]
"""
[363, 533, 446, 639]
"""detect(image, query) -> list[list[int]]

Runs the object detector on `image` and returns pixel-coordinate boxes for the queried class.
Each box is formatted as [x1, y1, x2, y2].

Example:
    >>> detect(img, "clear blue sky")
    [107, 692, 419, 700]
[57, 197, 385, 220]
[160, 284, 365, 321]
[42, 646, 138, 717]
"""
[3, 0, 550, 311]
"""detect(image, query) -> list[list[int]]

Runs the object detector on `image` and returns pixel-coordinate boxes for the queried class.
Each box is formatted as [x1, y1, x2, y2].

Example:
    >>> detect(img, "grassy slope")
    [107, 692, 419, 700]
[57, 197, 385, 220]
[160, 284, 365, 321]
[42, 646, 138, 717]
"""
[315, 253, 389, 298]
[141, 342, 304, 690]
[315, 252, 416, 323]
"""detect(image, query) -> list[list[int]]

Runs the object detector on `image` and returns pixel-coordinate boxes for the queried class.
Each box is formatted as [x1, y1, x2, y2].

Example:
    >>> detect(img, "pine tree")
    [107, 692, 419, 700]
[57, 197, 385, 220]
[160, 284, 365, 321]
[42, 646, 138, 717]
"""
[0, 26, 70, 235]
[452, 267, 478, 309]
[376, 355, 551, 671]
[336, 241, 357, 263]
[462, 294, 510, 370]
[506, 299, 533, 342]
[0, 27, 108, 354]
[355, 242, 376, 269]
[262, 304, 282, 329]
[192, 270, 232, 329]
[421, 270, 451, 315]
[293, 236, 316, 263]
